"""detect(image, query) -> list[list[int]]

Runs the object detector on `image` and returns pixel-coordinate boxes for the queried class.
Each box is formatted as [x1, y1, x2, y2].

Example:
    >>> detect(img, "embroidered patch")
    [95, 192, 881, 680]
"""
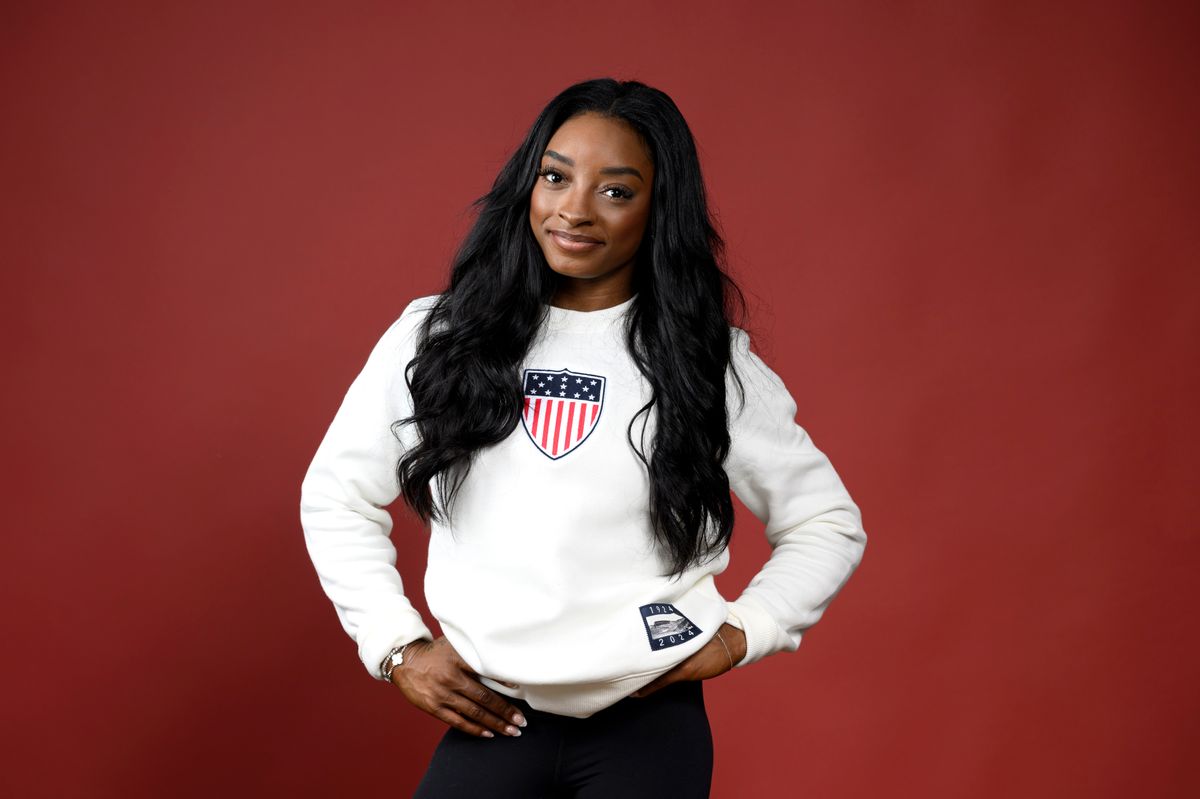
[639, 603, 702, 651]
[521, 368, 606, 460]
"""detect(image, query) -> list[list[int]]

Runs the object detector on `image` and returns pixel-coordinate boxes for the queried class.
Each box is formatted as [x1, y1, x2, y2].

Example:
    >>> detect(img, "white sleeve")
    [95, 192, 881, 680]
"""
[722, 328, 868, 667]
[299, 298, 436, 680]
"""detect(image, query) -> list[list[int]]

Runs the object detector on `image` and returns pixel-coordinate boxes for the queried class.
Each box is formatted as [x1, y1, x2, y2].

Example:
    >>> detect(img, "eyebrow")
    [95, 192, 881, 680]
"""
[543, 150, 645, 182]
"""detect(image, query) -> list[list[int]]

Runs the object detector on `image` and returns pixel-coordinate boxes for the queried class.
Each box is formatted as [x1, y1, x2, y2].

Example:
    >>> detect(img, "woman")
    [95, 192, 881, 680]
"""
[300, 77, 867, 798]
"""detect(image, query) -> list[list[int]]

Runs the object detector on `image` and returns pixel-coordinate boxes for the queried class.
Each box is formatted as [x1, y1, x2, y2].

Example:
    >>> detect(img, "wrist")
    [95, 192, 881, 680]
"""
[722, 622, 748, 666]
[379, 638, 428, 682]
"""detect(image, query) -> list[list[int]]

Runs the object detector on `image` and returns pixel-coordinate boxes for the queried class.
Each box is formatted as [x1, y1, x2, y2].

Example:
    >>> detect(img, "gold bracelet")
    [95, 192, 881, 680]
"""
[714, 630, 733, 670]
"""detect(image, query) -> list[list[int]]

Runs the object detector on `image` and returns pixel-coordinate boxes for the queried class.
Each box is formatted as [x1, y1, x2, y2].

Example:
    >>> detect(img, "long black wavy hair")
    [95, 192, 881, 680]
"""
[394, 77, 751, 580]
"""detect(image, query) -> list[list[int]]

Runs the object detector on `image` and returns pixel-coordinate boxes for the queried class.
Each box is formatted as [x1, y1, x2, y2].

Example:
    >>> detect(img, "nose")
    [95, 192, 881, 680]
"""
[557, 184, 594, 226]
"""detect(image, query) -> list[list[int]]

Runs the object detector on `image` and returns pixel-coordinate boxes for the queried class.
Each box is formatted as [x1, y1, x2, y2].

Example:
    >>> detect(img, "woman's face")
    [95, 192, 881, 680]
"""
[529, 112, 654, 298]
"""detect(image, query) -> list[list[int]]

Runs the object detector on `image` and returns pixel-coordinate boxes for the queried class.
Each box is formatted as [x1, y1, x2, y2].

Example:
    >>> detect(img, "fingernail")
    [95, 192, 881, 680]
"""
[512, 712, 527, 727]
[482, 731, 494, 738]
[506, 725, 521, 736]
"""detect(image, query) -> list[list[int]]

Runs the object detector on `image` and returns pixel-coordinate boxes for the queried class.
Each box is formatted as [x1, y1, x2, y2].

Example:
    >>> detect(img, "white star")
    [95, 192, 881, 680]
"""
[559, 391, 566, 396]
[588, 394, 595, 400]
[590, 379, 597, 385]
[544, 390, 551, 395]
[574, 392, 581, 398]
[575, 377, 582, 383]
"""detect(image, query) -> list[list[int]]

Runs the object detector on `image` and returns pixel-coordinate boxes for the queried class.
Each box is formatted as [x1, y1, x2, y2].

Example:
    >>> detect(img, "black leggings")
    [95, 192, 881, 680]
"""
[412, 679, 713, 798]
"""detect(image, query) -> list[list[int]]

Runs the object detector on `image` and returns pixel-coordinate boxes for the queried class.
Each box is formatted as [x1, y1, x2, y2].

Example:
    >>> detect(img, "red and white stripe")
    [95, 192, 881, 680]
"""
[523, 395, 600, 457]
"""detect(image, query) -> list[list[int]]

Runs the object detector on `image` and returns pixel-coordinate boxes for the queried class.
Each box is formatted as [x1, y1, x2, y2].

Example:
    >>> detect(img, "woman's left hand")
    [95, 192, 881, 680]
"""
[630, 622, 748, 698]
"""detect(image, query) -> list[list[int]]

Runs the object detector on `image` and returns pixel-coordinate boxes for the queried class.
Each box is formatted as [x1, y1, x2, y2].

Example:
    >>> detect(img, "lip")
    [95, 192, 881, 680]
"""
[549, 230, 604, 252]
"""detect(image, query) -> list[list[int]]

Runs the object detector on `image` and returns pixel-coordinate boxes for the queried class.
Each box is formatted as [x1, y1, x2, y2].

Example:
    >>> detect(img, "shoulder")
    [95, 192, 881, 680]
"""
[387, 292, 442, 334]
[368, 293, 443, 362]
[396, 293, 441, 327]
[726, 325, 796, 426]
[727, 325, 786, 390]
[406, 293, 442, 314]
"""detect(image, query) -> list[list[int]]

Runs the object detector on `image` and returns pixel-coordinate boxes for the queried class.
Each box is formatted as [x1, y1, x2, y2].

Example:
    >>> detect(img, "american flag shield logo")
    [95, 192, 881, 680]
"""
[521, 368, 606, 459]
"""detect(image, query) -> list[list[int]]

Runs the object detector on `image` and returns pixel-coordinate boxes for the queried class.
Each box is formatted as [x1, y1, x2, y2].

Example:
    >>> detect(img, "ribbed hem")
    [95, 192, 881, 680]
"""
[358, 611, 436, 680]
[725, 594, 793, 668]
[541, 293, 637, 333]
[480, 671, 670, 719]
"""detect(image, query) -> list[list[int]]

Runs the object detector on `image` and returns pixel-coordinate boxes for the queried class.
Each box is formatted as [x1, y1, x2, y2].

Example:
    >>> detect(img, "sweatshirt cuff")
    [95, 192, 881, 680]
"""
[725, 594, 796, 668]
[358, 611, 436, 680]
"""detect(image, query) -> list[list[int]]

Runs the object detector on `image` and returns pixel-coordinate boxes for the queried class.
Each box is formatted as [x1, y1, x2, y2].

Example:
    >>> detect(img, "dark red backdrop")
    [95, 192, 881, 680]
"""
[3, 1, 1196, 797]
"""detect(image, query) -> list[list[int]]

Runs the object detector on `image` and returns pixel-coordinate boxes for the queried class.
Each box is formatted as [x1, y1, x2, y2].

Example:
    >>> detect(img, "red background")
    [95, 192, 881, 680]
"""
[3, 1, 1197, 796]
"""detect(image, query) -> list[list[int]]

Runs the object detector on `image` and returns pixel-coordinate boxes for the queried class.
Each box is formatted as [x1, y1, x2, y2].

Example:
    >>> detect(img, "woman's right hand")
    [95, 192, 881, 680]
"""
[389, 636, 528, 739]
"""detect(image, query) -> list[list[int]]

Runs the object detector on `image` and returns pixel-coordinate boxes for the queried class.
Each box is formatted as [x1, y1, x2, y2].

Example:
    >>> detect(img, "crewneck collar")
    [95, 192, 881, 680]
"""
[541, 293, 638, 333]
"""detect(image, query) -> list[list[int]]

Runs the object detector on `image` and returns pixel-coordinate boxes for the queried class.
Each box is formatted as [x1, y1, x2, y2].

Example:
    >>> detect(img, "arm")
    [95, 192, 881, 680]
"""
[722, 328, 868, 668]
[299, 299, 435, 680]
[301, 298, 531, 737]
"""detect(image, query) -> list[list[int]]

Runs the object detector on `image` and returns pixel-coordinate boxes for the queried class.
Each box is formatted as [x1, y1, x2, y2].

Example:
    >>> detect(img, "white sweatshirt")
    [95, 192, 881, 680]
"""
[300, 292, 866, 718]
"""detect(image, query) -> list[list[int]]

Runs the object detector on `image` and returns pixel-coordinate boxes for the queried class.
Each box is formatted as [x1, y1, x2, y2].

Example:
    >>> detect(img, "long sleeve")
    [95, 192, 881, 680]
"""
[722, 328, 867, 668]
[299, 298, 436, 680]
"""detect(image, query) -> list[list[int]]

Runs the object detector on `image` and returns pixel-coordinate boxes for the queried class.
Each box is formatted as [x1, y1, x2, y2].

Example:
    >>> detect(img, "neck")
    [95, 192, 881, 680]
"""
[548, 286, 635, 312]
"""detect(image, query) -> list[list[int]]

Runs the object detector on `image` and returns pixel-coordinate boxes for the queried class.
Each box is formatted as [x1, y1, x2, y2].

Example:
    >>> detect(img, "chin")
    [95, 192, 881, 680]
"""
[542, 250, 597, 272]
[548, 264, 602, 280]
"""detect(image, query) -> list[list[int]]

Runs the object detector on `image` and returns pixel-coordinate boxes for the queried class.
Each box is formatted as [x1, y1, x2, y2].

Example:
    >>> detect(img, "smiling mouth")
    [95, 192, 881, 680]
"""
[549, 230, 604, 252]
